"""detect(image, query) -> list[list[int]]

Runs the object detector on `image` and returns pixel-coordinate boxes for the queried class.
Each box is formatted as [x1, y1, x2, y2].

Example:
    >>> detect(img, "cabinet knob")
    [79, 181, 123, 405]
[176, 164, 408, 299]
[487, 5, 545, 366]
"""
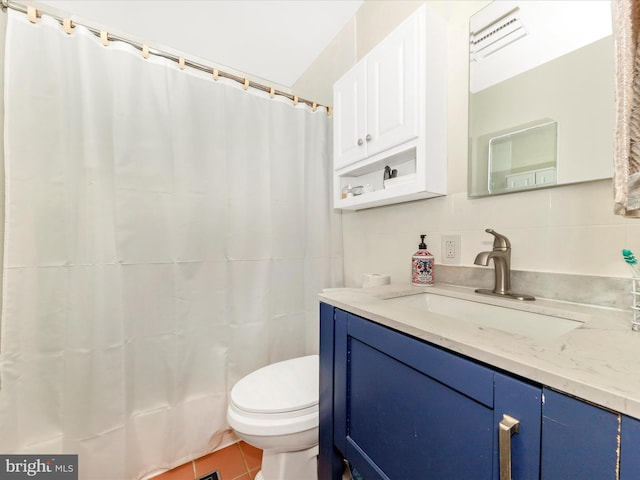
[499, 414, 520, 480]
[365, 134, 372, 142]
[357, 138, 364, 146]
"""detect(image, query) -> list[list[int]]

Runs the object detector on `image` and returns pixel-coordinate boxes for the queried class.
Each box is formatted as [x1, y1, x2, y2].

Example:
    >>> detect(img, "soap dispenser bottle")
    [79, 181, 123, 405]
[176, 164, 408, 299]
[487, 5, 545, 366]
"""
[412, 234, 434, 286]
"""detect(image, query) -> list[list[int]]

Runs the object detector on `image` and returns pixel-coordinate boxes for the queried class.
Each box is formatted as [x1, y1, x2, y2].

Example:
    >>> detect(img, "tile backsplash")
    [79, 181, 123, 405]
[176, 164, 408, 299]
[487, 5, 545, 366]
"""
[437, 265, 630, 310]
[342, 179, 638, 310]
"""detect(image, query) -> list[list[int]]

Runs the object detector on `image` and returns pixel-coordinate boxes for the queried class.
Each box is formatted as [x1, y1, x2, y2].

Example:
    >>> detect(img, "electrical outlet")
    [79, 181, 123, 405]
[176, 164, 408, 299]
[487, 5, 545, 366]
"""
[441, 235, 461, 265]
[445, 240, 456, 258]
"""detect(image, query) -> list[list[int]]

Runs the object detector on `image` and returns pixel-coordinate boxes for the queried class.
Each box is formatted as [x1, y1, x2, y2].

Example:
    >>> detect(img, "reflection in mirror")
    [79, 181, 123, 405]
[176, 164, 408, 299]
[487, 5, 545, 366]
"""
[468, 1, 614, 197]
[488, 121, 557, 194]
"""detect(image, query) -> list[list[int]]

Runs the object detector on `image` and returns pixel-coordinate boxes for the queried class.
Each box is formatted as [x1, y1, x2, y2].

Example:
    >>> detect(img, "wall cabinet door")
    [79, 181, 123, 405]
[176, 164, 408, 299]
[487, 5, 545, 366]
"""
[541, 389, 620, 479]
[328, 308, 541, 480]
[365, 11, 420, 159]
[333, 62, 367, 170]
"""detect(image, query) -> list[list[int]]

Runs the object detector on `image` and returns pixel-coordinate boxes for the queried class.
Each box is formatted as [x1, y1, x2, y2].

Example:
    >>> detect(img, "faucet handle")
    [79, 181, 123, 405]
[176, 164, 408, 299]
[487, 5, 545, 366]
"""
[485, 228, 511, 250]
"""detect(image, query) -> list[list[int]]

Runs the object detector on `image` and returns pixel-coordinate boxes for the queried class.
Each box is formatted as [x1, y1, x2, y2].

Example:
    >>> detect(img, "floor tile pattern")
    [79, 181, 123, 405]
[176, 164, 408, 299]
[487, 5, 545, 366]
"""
[151, 442, 262, 480]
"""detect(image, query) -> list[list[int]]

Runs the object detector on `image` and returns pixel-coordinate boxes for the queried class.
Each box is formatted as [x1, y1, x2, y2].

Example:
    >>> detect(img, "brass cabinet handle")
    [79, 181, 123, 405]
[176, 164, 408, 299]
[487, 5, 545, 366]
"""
[499, 414, 520, 480]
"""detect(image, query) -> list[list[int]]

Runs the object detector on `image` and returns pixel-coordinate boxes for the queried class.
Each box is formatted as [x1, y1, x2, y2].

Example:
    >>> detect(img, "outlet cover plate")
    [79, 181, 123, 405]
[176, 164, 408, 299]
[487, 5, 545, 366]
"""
[441, 234, 461, 265]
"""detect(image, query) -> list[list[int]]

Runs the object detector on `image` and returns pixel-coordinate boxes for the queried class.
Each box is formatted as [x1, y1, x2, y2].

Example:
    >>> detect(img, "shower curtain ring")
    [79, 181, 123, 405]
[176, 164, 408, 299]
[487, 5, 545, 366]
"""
[62, 18, 75, 34]
[100, 31, 110, 46]
[27, 5, 39, 23]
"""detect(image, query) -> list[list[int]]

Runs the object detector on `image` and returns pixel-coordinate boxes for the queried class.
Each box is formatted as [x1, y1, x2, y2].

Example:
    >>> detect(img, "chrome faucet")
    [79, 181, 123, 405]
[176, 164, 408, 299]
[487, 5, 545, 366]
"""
[474, 229, 535, 301]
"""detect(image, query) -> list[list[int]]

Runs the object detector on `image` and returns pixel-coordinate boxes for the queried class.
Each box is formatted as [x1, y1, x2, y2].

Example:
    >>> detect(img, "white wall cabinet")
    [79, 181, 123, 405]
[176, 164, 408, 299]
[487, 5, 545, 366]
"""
[333, 4, 447, 210]
[333, 17, 419, 169]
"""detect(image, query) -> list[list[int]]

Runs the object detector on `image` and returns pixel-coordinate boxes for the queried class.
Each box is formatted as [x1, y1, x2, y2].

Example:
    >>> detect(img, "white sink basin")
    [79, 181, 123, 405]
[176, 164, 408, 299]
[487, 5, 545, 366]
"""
[385, 292, 585, 341]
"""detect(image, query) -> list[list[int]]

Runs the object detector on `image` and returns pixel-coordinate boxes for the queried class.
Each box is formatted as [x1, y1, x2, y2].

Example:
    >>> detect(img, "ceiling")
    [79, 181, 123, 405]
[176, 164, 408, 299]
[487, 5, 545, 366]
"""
[33, 0, 364, 88]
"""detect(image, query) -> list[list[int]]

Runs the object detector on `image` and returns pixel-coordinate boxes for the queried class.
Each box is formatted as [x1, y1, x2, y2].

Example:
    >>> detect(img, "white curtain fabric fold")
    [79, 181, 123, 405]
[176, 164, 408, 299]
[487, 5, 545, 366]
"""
[1, 10, 342, 480]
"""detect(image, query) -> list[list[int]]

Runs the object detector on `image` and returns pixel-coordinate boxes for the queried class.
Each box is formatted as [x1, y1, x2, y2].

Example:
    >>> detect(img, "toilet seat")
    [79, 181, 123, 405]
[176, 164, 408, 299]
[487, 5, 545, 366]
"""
[228, 355, 319, 436]
[231, 355, 318, 414]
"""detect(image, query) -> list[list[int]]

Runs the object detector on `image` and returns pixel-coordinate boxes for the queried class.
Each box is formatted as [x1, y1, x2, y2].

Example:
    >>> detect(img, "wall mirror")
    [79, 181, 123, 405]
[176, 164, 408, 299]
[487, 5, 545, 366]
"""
[468, 0, 614, 197]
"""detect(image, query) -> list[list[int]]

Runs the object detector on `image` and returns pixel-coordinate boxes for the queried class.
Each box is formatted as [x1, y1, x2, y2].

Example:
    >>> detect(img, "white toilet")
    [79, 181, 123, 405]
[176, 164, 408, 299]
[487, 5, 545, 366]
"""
[227, 355, 319, 480]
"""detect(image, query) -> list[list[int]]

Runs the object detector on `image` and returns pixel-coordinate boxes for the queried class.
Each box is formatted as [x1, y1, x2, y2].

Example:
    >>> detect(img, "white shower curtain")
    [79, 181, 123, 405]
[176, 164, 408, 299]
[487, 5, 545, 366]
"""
[0, 10, 342, 480]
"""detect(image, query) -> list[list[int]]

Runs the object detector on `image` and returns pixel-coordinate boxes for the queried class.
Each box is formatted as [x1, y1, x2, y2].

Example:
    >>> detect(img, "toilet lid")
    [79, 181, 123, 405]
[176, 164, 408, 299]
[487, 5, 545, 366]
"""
[230, 355, 318, 414]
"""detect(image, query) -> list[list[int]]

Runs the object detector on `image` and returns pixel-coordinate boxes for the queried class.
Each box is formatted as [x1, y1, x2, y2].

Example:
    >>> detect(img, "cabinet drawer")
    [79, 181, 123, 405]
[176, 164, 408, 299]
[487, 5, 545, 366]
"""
[346, 313, 494, 406]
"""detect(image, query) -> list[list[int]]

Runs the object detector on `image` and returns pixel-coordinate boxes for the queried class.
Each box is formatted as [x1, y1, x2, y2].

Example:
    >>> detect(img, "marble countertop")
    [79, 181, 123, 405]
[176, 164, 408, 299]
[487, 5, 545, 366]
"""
[319, 283, 640, 419]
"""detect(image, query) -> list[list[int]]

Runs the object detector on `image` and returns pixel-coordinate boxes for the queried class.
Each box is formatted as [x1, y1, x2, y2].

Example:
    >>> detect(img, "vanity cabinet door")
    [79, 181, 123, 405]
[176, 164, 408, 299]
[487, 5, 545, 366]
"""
[541, 388, 619, 479]
[330, 309, 541, 480]
[619, 415, 640, 479]
[494, 373, 542, 480]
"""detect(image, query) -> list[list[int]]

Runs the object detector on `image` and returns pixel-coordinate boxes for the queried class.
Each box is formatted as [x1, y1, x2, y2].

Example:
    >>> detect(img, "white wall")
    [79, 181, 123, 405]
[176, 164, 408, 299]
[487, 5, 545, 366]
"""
[294, 0, 638, 288]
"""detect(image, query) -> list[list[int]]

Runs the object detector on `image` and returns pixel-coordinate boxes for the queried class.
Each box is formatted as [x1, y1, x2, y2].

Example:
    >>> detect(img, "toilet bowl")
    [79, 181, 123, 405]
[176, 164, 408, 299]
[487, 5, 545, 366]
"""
[227, 355, 319, 480]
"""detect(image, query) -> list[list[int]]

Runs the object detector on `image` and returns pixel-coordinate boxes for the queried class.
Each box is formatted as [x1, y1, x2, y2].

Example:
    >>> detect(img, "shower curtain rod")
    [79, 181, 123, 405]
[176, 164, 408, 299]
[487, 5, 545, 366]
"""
[1, 0, 332, 115]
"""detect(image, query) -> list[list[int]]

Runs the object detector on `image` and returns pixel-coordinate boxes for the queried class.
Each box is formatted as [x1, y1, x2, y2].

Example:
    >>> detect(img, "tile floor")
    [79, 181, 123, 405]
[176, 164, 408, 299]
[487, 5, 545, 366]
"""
[151, 442, 262, 480]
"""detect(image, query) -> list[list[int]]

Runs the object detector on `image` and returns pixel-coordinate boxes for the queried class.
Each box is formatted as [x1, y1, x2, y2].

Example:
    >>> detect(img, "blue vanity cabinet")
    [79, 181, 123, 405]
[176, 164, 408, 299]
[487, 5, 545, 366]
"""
[319, 303, 542, 480]
[540, 388, 620, 479]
